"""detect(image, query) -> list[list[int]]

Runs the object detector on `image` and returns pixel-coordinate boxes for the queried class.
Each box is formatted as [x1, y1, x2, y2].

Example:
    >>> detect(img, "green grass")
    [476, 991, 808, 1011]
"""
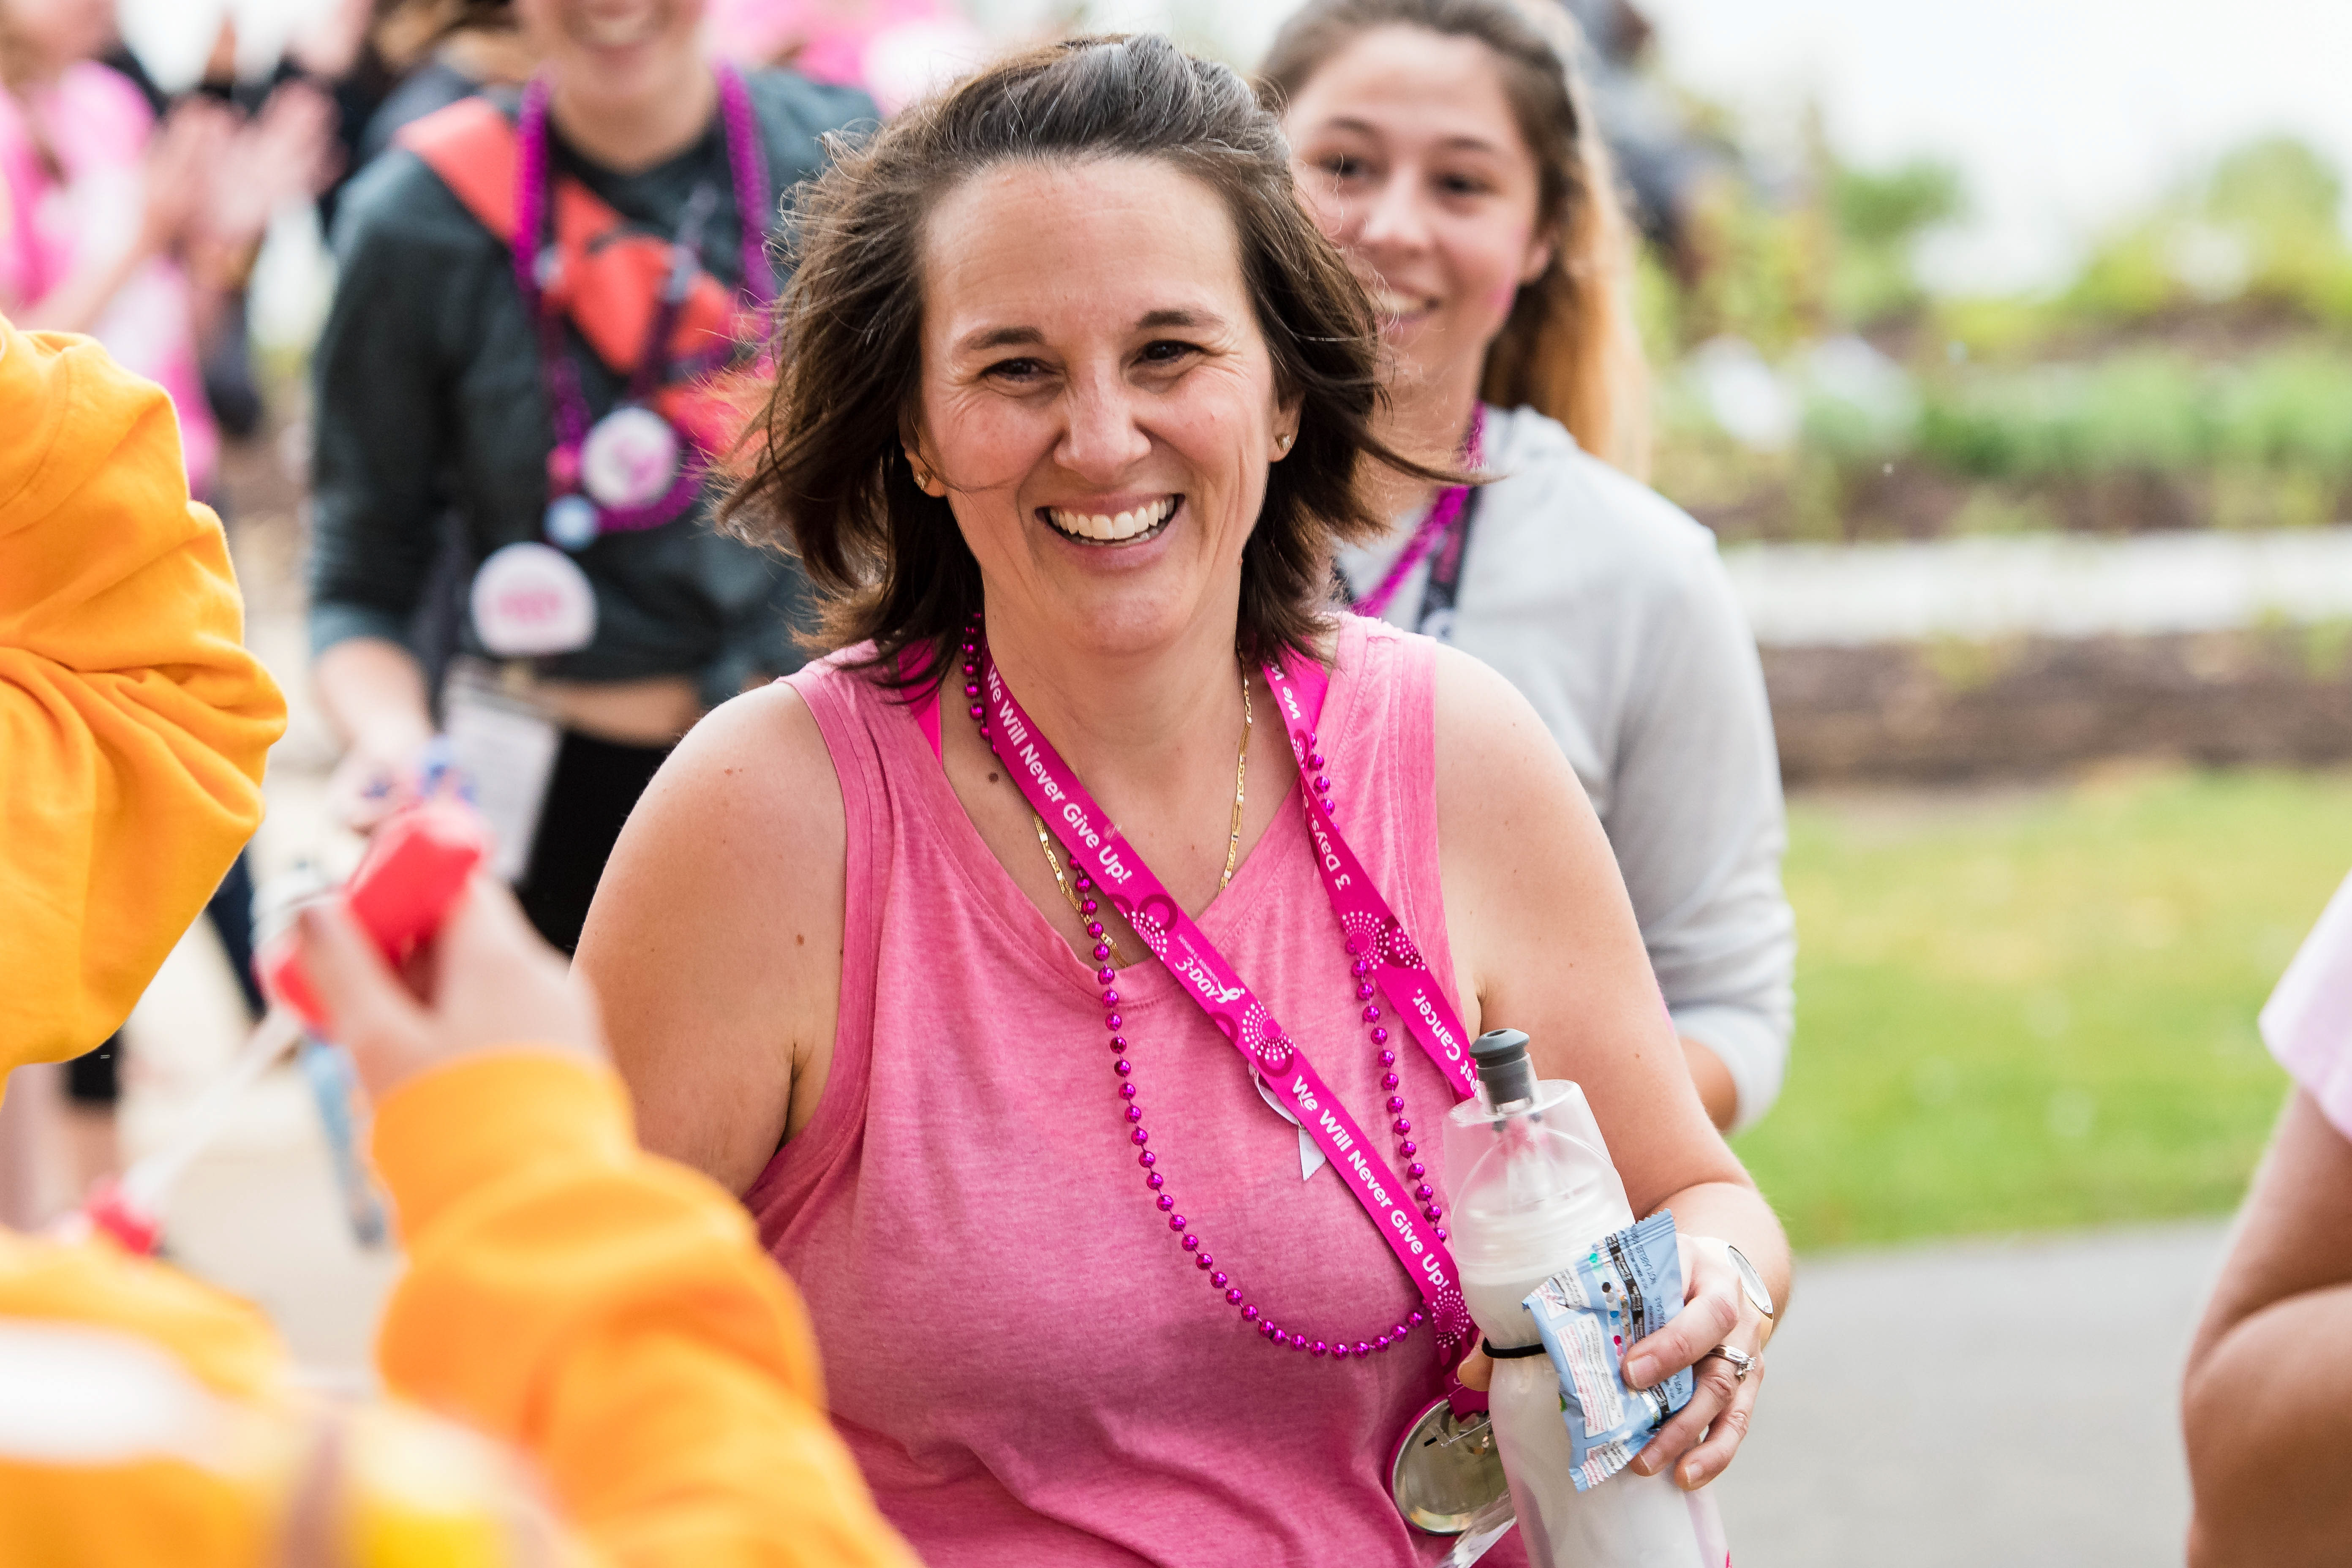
[1732, 768, 2352, 1250]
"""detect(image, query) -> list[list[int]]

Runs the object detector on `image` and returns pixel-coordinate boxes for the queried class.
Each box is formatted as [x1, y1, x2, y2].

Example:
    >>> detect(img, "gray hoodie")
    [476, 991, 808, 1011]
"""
[1339, 404, 1796, 1129]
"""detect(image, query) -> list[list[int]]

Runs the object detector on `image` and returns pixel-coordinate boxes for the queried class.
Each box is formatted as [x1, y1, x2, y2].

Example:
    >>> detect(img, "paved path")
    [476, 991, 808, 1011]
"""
[1725, 527, 2352, 646]
[1712, 1221, 2226, 1568]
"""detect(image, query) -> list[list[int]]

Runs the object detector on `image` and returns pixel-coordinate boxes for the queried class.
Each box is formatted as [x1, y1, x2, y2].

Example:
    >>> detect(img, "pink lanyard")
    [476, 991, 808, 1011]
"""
[512, 63, 775, 534]
[1348, 408, 1486, 622]
[972, 642, 1481, 1359]
[1260, 652, 1480, 1100]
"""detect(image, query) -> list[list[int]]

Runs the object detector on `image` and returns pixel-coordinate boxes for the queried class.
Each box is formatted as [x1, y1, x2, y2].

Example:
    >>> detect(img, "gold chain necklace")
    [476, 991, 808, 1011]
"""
[1032, 668, 1252, 968]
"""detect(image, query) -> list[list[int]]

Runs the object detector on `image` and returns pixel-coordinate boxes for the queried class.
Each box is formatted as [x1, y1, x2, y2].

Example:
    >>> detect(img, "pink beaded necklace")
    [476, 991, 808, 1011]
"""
[952, 615, 1481, 1364]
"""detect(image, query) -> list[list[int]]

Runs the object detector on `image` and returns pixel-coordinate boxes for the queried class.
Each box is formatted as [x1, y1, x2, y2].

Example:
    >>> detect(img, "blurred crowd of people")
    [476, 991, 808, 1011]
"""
[7, 1, 2343, 1566]
[3, 0, 1797, 1554]
[1, 0, 998, 1206]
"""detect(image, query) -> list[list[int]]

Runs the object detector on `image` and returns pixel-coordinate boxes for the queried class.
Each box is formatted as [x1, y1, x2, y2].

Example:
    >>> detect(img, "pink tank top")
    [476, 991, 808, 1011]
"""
[748, 617, 1510, 1565]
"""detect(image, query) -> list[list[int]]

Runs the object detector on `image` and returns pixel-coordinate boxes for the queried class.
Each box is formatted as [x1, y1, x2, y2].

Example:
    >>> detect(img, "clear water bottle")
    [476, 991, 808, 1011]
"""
[1442, 1030, 1731, 1567]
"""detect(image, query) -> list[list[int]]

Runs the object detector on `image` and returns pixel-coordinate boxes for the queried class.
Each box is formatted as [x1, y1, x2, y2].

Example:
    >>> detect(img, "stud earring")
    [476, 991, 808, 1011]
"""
[1276, 432, 1294, 453]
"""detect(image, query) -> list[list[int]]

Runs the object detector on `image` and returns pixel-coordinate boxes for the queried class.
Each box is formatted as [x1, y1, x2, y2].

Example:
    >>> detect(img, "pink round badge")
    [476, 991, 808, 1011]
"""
[469, 542, 598, 656]
[580, 405, 681, 509]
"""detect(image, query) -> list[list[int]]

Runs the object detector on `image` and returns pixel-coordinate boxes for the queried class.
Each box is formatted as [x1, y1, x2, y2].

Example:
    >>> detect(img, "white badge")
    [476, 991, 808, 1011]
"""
[579, 405, 681, 509]
[471, 542, 597, 656]
[1254, 1073, 1329, 1181]
[442, 661, 564, 882]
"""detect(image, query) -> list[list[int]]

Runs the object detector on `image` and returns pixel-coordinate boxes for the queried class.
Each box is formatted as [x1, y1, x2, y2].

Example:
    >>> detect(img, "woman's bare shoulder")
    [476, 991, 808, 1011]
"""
[1427, 640, 1589, 818]
[1425, 638, 1631, 1002]
[577, 679, 848, 1190]
[601, 680, 845, 902]
[1426, 638, 1733, 1203]
[664, 677, 841, 827]
[595, 676, 847, 947]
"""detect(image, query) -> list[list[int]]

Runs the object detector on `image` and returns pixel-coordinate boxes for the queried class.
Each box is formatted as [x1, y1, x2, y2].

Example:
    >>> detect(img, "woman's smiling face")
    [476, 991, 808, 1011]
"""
[1283, 24, 1552, 402]
[514, 0, 705, 98]
[912, 156, 1296, 658]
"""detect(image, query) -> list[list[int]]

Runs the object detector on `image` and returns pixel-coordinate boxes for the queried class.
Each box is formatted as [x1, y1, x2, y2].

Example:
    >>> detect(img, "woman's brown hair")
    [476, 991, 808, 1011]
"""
[1258, 0, 1651, 476]
[722, 33, 1443, 688]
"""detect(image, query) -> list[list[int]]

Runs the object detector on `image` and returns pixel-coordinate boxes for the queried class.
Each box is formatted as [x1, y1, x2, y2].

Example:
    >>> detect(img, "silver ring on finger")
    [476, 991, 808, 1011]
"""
[1701, 1344, 1757, 1383]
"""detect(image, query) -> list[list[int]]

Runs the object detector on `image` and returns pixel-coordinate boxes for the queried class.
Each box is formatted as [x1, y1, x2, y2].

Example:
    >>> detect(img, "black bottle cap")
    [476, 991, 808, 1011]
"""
[1472, 1028, 1535, 1107]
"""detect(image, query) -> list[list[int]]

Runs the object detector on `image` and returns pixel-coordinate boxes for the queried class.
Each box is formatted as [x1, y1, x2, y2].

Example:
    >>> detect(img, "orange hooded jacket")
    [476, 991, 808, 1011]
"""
[0, 316, 285, 1068]
[0, 1051, 923, 1567]
[0, 313, 918, 1567]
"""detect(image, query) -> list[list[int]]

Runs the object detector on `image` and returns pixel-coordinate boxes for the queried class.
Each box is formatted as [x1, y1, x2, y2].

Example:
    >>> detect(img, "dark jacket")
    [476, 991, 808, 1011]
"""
[308, 71, 875, 707]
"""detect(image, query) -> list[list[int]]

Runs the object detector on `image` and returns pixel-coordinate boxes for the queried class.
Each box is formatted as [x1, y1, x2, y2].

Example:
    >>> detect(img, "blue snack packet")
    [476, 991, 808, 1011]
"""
[1522, 1209, 1695, 1491]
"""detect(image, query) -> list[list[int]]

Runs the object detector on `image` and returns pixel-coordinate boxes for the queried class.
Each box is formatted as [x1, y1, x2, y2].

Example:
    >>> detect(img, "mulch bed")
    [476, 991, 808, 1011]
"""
[1766, 627, 2352, 784]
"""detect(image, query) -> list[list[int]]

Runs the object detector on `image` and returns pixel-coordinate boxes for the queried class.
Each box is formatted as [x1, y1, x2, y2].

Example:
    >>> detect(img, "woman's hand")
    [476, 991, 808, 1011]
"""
[315, 638, 439, 833]
[203, 83, 340, 253]
[139, 99, 234, 260]
[1451, 1232, 1770, 1487]
[292, 873, 604, 1102]
[326, 728, 436, 833]
[1621, 1233, 1772, 1489]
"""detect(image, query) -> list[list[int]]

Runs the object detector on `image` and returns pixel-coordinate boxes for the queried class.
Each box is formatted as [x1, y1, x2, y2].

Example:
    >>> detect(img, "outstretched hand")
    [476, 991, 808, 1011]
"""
[293, 873, 603, 1101]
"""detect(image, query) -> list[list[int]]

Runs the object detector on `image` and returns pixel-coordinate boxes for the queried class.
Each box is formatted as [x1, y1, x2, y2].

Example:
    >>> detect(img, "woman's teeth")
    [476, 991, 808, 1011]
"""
[1370, 289, 1435, 320]
[579, 10, 659, 45]
[1045, 497, 1177, 543]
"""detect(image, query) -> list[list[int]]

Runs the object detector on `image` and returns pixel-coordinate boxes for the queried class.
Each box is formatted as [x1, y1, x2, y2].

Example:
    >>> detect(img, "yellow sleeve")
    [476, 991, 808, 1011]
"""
[0, 316, 288, 1067]
[0, 1229, 298, 1568]
[370, 1051, 920, 1568]
[0, 1227, 291, 1404]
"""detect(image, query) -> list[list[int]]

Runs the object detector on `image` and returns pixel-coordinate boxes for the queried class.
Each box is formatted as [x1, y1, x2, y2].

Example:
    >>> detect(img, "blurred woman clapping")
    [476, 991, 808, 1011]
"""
[0, 0, 234, 491]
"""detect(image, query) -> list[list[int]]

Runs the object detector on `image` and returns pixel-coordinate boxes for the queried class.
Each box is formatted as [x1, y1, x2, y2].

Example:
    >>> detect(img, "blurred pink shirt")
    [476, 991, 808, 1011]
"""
[2262, 869, 2352, 1140]
[709, 0, 988, 114]
[0, 61, 216, 493]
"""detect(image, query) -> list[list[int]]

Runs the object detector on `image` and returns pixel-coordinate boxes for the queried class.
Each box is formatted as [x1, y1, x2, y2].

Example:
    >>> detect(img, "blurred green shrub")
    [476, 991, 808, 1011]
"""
[1683, 173, 1828, 356]
[2068, 137, 2352, 325]
[1829, 158, 1965, 325]
[1646, 129, 2352, 533]
[1913, 350, 2352, 483]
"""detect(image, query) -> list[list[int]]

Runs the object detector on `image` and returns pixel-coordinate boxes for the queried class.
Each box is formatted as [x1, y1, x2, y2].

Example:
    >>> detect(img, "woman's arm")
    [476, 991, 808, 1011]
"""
[2181, 1089, 2352, 1568]
[576, 682, 847, 1195]
[305, 158, 468, 823]
[1433, 643, 1788, 1488]
[312, 635, 437, 830]
[1606, 543, 1795, 1132]
[11, 241, 151, 337]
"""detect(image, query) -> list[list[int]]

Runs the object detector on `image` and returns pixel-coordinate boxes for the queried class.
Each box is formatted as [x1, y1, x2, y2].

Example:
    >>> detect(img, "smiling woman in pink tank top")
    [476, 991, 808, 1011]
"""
[577, 36, 1788, 1568]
